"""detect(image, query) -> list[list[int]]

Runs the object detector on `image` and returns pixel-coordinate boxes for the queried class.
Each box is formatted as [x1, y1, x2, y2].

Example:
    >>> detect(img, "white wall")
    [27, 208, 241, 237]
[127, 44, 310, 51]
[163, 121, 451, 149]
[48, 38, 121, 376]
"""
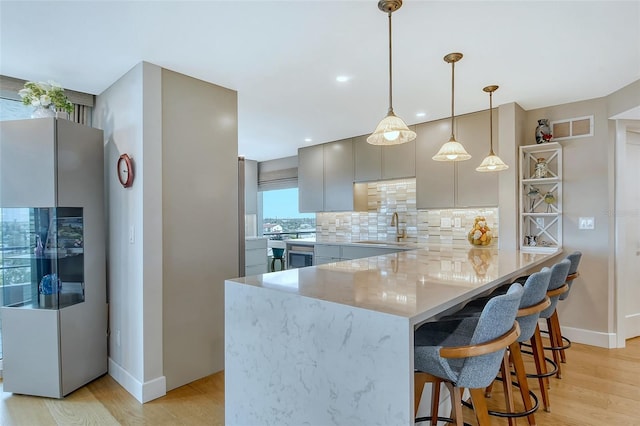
[94, 62, 163, 402]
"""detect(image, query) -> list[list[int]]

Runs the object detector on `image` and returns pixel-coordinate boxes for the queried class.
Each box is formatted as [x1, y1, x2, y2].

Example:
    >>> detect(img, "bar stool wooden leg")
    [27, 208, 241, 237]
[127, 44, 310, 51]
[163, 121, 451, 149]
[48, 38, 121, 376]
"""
[498, 351, 516, 426]
[445, 382, 464, 426]
[551, 310, 567, 363]
[414, 372, 429, 418]
[531, 325, 551, 412]
[469, 387, 492, 426]
[430, 378, 442, 426]
[511, 342, 537, 426]
[546, 317, 563, 379]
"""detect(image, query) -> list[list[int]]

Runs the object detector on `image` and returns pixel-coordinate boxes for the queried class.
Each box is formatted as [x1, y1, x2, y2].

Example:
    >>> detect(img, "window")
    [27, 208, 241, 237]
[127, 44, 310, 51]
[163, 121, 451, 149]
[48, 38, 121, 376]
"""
[0, 98, 32, 121]
[261, 188, 315, 240]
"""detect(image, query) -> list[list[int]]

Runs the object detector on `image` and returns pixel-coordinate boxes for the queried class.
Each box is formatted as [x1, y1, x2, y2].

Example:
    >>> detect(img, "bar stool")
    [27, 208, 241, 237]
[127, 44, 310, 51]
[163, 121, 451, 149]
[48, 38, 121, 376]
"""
[440, 268, 553, 424]
[271, 248, 285, 271]
[414, 283, 524, 426]
[550, 251, 582, 363]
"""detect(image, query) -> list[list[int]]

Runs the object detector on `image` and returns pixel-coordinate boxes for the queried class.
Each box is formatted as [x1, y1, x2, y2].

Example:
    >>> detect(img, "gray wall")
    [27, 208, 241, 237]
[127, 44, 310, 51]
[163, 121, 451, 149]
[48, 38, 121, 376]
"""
[525, 97, 610, 335]
[161, 68, 238, 391]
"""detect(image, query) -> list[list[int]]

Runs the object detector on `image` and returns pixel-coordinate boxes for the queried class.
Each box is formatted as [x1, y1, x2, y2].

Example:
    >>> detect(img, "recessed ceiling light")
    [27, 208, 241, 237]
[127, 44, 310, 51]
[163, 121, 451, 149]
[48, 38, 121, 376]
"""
[416, 112, 427, 118]
[304, 138, 312, 142]
[336, 76, 350, 83]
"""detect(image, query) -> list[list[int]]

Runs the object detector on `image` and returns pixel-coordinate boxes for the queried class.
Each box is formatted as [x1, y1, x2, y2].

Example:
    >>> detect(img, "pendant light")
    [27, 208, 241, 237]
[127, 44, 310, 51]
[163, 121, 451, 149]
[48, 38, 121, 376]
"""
[367, 0, 416, 146]
[432, 52, 471, 161]
[476, 85, 509, 172]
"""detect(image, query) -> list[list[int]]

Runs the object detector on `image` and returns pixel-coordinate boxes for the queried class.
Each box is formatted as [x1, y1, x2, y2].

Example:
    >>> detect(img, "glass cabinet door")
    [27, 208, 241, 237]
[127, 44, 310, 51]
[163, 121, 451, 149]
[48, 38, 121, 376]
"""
[0, 207, 84, 310]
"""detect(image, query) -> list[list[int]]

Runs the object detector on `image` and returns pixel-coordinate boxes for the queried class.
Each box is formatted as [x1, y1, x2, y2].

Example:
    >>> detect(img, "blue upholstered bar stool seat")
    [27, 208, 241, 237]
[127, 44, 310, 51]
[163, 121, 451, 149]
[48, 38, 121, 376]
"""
[414, 283, 524, 426]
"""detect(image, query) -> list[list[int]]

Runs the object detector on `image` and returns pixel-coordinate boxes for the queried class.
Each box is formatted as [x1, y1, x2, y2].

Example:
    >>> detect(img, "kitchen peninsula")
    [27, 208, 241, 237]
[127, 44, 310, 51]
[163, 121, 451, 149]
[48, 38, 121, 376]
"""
[225, 245, 562, 425]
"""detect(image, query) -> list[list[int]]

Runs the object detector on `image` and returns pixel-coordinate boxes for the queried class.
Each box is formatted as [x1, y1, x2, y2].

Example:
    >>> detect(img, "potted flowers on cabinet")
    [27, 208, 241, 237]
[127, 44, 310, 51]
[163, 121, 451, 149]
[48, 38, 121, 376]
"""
[18, 80, 74, 119]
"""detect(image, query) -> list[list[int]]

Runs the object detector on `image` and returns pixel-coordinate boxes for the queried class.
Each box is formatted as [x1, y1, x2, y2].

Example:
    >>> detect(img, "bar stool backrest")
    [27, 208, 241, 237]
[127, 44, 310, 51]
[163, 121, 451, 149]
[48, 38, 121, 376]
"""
[517, 267, 552, 341]
[457, 283, 523, 388]
[560, 251, 582, 301]
[540, 259, 571, 318]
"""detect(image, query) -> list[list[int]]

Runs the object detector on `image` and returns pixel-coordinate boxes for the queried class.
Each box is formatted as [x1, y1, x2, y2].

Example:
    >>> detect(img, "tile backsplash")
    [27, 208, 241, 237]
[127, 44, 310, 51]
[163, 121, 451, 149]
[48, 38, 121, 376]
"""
[316, 178, 498, 248]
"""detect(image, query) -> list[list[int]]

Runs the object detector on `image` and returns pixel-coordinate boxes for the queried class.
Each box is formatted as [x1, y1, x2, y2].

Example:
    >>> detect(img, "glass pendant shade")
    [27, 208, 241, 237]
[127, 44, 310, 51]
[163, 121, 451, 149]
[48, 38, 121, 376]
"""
[432, 136, 472, 161]
[367, 111, 416, 145]
[476, 153, 509, 171]
[433, 52, 471, 162]
[476, 84, 509, 172]
[368, 0, 415, 146]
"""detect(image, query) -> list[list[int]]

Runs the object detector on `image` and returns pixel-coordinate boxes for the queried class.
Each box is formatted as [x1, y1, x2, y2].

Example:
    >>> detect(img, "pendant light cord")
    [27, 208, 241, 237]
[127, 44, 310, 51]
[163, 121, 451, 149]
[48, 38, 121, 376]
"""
[489, 90, 495, 155]
[450, 60, 455, 139]
[387, 11, 394, 115]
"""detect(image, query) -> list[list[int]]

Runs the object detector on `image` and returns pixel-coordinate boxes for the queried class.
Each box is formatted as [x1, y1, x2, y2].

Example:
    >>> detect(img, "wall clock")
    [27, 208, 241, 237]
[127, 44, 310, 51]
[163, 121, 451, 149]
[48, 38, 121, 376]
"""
[117, 154, 134, 188]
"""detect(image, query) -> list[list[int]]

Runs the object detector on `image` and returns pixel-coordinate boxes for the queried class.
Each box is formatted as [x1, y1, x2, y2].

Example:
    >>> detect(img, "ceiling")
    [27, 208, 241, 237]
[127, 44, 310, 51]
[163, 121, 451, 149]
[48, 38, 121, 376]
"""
[1, 1, 639, 161]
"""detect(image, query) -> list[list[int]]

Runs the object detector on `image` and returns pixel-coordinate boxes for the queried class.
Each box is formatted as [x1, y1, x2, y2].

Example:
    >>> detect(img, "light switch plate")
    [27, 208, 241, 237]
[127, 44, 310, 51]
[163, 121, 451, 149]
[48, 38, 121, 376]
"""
[441, 217, 452, 229]
[454, 218, 462, 228]
[579, 217, 595, 230]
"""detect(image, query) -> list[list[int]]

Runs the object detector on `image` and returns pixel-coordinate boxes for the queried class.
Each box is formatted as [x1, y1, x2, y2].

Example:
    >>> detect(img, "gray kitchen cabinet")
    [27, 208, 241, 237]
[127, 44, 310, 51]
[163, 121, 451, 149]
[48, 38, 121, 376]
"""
[354, 132, 416, 182]
[314, 243, 406, 265]
[314, 244, 341, 263]
[416, 111, 498, 209]
[455, 111, 498, 207]
[324, 138, 354, 211]
[340, 245, 404, 260]
[382, 132, 416, 180]
[298, 144, 325, 212]
[416, 118, 455, 208]
[0, 118, 106, 398]
[354, 135, 382, 182]
[244, 159, 258, 215]
[245, 237, 267, 276]
[299, 139, 354, 212]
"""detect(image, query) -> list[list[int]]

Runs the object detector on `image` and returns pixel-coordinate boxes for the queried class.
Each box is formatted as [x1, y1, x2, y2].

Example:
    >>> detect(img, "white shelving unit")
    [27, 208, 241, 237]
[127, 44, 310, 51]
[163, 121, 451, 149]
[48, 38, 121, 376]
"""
[519, 142, 562, 252]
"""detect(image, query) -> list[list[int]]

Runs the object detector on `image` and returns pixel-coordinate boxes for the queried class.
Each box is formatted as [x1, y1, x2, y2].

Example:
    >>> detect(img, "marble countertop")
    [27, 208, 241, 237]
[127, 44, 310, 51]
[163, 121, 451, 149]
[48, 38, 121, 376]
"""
[228, 245, 562, 325]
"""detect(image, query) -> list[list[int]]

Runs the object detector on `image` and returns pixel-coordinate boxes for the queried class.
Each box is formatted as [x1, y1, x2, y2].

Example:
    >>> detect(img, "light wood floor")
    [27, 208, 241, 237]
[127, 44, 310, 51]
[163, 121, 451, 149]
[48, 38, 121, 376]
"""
[1, 338, 638, 425]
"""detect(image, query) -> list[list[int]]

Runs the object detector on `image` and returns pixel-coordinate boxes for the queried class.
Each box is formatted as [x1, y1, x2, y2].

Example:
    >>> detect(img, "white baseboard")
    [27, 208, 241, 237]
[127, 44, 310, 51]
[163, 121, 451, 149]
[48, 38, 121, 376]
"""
[108, 358, 166, 403]
[537, 319, 617, 348]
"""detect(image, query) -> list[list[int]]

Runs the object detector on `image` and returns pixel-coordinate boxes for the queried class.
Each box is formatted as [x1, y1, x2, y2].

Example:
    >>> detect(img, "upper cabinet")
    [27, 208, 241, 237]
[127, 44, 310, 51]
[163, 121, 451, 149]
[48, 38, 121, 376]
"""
[298, 138, 354, 212]
[324, 139, 355, 211]
[244, 159, 258, 215]
[455, 111, 499, 207]
[354, 135, 382, 182]
[416, 111, 498, 209]
[354, 131, 416, 182]
[298, 144, 325, 212]
[416, 118, 455, 208]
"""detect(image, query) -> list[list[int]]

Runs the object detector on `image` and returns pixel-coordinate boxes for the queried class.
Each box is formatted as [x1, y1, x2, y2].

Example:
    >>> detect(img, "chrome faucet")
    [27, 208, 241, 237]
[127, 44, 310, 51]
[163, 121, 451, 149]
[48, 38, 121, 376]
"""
[390, 212, 405, 242]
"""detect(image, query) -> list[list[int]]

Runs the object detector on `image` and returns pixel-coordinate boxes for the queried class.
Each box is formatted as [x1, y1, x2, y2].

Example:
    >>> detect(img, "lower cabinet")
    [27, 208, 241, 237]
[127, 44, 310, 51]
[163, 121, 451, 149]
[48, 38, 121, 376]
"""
[314, 243, 407, 265]
[2, 304, 107, 398]
[245, 238, 268, 276]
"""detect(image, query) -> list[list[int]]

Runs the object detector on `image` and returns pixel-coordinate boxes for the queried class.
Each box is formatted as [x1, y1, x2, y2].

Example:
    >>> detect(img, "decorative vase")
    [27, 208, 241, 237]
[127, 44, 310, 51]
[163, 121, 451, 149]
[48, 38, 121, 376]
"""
[535, 119, 552, 144]
[534, 158, 548, 178]
[467, 216, 493, 246]
[31, 106, 56, 119]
